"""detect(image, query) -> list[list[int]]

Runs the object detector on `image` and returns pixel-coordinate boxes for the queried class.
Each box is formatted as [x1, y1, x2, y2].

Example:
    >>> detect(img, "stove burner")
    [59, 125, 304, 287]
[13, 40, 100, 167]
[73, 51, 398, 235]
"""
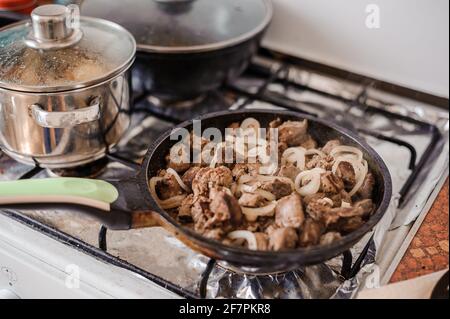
[135, 90, 232, 122]
[203, 261, 343, 299]
[147, 94, 207, 109]
[215, 261, 296, 276]
[46, 157, 109, 178]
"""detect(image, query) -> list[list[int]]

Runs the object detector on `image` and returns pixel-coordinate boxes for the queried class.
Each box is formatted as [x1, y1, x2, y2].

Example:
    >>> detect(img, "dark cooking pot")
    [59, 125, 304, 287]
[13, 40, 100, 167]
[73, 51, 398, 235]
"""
[0, 110, 392, 273]
[79, 0, 273, 100]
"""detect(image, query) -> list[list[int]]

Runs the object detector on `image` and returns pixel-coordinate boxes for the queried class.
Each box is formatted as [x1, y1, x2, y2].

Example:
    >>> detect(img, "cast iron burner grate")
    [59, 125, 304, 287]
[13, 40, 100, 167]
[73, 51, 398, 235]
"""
[132, 90, 233, 123]
[47, 158, 110, 178]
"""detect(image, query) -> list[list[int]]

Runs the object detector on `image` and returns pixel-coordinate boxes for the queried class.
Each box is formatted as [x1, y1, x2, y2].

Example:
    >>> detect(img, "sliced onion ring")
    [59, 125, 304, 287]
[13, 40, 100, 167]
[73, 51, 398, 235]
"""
[227, 230, 258, 250]
[237, 184, 276, 201]
[241, 201, 277, 222]
[240, 118, 260, 141]
[332, 156, 368, 197]
[294, 168, 325, 196]
[282, 147, 306, 170]
[166, 168, 190, 193]
[238, 174, 295, 191]
[305, 149, 326, 158]
[149, 177, 186, 210]
[330, 146, 363, 162]
[238, 174, 255, 185]
[341, 201, 352, 208]
[258, 162, 278, 176]
[209, 142, 226, 168]
[321, 197, 334, 206]
[349, 160, 368, 196]
[241, 118, 261, 131]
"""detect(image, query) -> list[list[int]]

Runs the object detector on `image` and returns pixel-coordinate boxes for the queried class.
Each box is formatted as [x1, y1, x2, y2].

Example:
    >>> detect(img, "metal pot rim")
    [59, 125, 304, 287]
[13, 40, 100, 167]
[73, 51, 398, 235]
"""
[0, 58, 136, 95]
[0, 17, 137, 93]
[136, 0, 273, 54]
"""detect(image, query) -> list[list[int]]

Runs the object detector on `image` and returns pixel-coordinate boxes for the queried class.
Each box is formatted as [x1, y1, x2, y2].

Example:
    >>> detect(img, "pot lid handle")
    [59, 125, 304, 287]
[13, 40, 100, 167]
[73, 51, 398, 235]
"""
[25, 4, 83, 50]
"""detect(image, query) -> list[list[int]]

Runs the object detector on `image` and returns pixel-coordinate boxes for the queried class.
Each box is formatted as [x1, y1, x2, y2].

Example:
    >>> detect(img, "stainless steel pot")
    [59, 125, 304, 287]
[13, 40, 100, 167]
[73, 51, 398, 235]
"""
[0, 4, 136, 168]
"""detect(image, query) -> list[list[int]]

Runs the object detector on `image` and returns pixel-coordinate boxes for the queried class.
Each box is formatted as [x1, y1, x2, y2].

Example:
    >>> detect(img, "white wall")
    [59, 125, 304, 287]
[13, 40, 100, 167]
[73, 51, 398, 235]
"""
[263, 0, 449, 98]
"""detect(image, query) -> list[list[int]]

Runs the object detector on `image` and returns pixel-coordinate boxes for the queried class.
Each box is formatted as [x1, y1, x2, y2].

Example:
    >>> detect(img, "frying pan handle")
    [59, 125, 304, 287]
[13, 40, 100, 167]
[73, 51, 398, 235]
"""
[0, 177, 162, 230]
[0, 178, 117, 209]
[108, 178, 163, 229]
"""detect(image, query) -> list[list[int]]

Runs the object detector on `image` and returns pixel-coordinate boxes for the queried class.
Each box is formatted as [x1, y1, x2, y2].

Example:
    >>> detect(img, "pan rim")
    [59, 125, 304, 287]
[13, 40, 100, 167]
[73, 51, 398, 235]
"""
[140, 109, 393, 265]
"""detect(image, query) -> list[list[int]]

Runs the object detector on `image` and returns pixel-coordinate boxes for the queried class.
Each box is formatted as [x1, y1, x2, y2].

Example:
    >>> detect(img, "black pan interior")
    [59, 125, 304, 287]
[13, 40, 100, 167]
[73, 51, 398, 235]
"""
[140, 110, 392, 270]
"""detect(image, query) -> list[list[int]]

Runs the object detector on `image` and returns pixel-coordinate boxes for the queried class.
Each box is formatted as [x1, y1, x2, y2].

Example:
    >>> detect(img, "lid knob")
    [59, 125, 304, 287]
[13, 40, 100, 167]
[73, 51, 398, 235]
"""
[25, 4, 83, 50]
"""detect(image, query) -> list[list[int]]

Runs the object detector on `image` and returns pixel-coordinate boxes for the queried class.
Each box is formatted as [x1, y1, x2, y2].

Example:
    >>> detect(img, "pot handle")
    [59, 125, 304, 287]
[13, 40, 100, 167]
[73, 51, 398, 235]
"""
[31, 97, 101, 129]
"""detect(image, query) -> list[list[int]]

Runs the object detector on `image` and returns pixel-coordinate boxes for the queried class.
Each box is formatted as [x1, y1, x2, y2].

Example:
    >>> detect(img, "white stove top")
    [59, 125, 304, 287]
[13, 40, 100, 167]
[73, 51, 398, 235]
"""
[0, 56, 448, 299]
[0, 213, 180, 299]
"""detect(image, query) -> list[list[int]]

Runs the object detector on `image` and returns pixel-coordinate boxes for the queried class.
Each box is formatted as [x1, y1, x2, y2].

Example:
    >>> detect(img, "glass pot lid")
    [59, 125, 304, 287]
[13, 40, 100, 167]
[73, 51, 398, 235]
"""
[79, 0, 273, 53]
[0, 4, 136, 93]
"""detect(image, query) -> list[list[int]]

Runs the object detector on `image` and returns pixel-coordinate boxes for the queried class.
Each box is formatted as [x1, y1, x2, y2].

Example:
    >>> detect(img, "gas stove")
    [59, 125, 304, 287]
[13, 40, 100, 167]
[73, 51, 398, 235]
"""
[0, 47, 448, 298]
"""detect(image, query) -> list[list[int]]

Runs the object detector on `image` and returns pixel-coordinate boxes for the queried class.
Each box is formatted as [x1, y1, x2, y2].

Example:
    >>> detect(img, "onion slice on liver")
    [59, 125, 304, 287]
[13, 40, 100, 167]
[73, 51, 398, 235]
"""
[166, 168, 190, 193]
[149, 177, 187, 210]
[282, 147, 306, 170]
[237, 184, 276, 201]
[330, 146, 363, 162]
[341, 201, 352, 208]
[238, 174, 295, 191]
[258, 162, 278, 176]
[305, 149, 326, 158]
[348, 160, 368, 196]
[240, 118, 261, 142]
[322, 197, 334, 206]
[331, 156, 368, 197]
[241, 201, 277, 222]
[294, 168, 325, 196]
[241, 118, 261, 131]
[227, 230, 258, 250]
[209, 142, 226, 168]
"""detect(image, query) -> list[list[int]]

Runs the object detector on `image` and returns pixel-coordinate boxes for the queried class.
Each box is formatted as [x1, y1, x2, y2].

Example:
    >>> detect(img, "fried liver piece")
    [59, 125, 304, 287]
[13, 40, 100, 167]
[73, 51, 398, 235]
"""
[192, 166, 233, 196]
[320, 172, 345, 194]
[156, 171, 183, 200]
[254, 232, 269, 251]
[336, 161, 356, 190]
[261, 178, 292, 200]
[209, 187, 243, 227]
[277, 164, 300, 181]
[298, 219, 325, 247]
[275, 193, 305, 228]
[278, 120, 309, 147]
[320, 232, 342, 245]
[238, 192, 268, 208]
[268, 227, 299, 251]
[357, 172, 375, 199]
[182, 166, 201, 191]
